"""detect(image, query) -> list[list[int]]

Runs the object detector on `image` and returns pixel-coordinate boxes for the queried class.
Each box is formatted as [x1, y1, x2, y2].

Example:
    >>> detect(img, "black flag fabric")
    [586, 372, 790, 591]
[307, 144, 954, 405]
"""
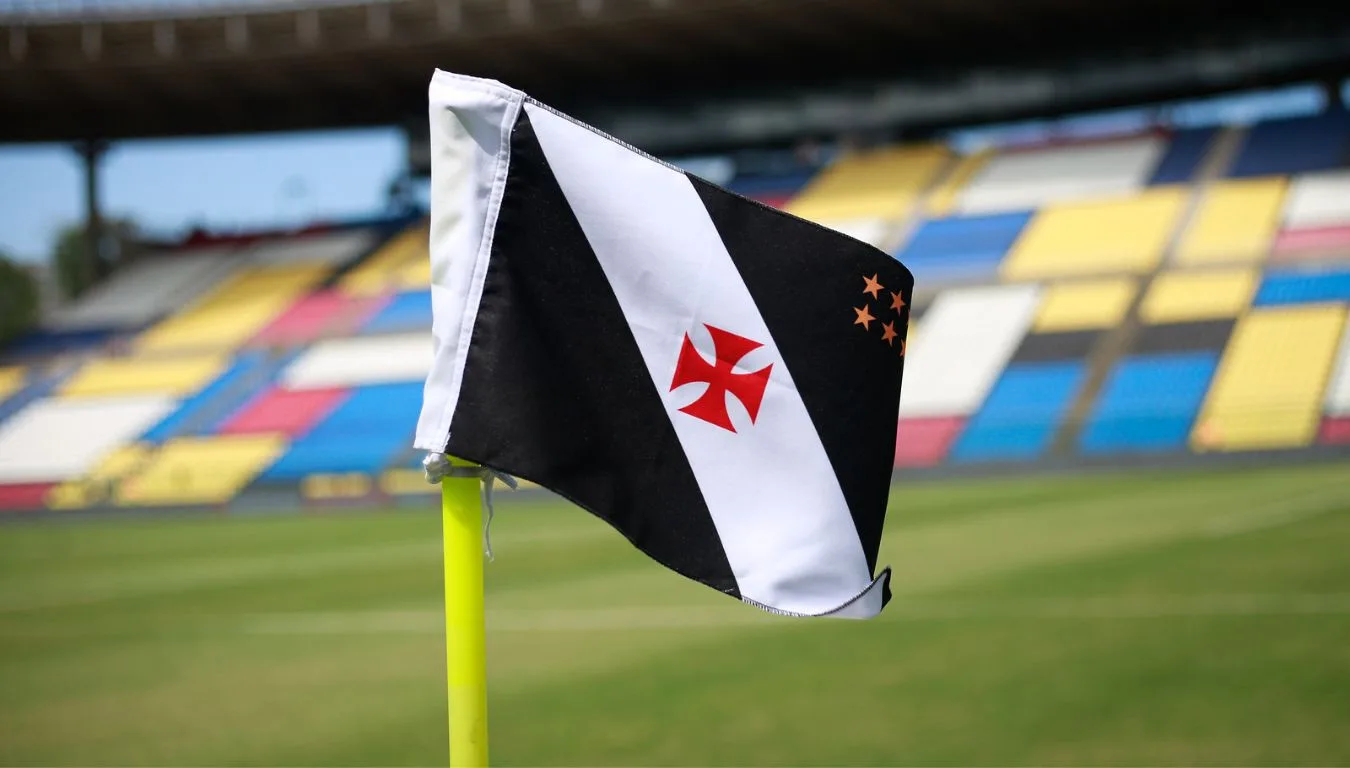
[414, 71, 913, 618]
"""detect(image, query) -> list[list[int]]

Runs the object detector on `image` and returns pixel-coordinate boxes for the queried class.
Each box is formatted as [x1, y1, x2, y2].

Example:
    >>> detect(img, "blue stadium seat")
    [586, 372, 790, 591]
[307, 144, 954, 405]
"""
[1148, 127, 1216, 185]
[893, 211, 1033, 284]
[724, 170, 817, 198]
[140, 351, 276, 443]
[1252, 268, 1350, 306]
[260, 382, 422, 479]
[1227, 112, 1350, 178]
[950, 361, 1086, 462]
[361, 290, 433, 334]
[1079, 352, 1219, 454]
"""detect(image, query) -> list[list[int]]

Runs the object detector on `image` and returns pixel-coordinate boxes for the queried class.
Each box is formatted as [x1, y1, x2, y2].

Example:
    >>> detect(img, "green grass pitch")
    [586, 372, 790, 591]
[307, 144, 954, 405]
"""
[2, 461, 1349, 766]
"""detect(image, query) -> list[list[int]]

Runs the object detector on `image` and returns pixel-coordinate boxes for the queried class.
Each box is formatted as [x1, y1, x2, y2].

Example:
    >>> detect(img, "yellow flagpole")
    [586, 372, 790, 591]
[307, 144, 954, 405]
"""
[441, 457, 489, 767]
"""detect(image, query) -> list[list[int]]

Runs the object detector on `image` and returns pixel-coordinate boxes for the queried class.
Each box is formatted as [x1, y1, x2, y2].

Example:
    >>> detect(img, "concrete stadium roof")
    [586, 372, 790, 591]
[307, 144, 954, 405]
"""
[2, 0, 1348, 148]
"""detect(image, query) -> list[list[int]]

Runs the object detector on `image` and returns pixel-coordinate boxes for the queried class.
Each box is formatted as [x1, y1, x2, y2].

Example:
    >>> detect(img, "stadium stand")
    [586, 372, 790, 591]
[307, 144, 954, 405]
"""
[954, 136, 1165, 214]
[1227, 112, 1350, 178]
[1192, 305, 1346, 451]
[1276, 171, 1350, 259]
[1001, 188, 1187, 280]
[43, 246, 238, 331]
[5, 105, 1350, 511]
[1174, 178, 1287, 265]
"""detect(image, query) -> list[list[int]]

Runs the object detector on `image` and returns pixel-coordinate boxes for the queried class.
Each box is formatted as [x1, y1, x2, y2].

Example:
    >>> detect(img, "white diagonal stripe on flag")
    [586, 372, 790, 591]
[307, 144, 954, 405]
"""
[523, 103, 883, 617]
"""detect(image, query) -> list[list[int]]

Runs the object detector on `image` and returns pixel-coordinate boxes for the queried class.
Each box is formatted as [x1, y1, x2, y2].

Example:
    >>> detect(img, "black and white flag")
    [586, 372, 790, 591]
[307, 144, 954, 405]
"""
[414, 71, 913, 618]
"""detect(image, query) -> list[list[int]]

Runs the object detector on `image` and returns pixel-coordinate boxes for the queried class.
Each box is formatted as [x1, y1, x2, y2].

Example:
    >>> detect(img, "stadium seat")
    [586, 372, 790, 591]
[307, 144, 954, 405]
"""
[279, 333, 431, 390]
[898, 284, 1041, 418]
[43, 246, 238, 331]
[1275, 171, 1350, 258]
[1140, 268, 1257, 323]
[360, 290, 433, 334]
[218, 386, 349, 437]
[60, 353, 228, 398]
[1227, 112, 1350, 178]
[956, 136, 1165, 215]
[950, 361, 1087, 462]
[1321, 324, 1350, 423]
[1282, 170, 1350, 229]
[924, 149, 991, 217]
[1253, 268, 1350, 306]
[1147, 127, 1217, 185]
[894, 416, 966, 468]
[139, 351, 275, 442]
[116, 434, 288, 506]
[245, 229, 373, 265]
[724, 170, 818, 208]
[0, 395, 176, 484]
[0, 483, 56, 512]
[46, 443, 153, 509]
[1192, 305, 1346, 451]
[1033, 278, 1137, 332]
[1080, 352, 1219, 453]
[1174, 178, 1286, 265]
[893, 211, 1032, 286]
[260, 382, 423, 479]
[0, 367, 25, 404]
[786, 144, 949, 223]
[250, 290, 387, 346]
[339, 222, 429, 296]
[1001, 188, 1187, 280]
[137, 264, 328, 352]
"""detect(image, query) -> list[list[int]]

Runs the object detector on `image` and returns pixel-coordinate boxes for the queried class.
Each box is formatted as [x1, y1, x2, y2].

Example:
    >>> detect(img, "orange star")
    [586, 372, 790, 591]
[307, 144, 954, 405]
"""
[852, 304, 875, 330]
[880, 321, 898, 346]
[862, 274, 884, 298]
[889, 291, 907, 312]
[898, 338, 907, 357]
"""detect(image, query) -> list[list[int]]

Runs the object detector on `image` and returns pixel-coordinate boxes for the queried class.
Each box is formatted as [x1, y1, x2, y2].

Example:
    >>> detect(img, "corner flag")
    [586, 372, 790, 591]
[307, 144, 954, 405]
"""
[416, 70, 912, 619]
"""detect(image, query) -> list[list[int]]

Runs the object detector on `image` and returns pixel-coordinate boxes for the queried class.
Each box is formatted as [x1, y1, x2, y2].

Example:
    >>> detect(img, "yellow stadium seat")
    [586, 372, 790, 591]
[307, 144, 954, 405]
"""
[341, 223, 429, 296]
[1174, 177, 1285, 266]
[1140, 268, 1257, 323]
[925, 149, 991, 217]
[1034, 278, 1138, 332]
[786, 144, 950, 223]
[392, 253, 431, 289]
[1002, 188, 1187, 281]
[0, 366, 26, 402]
[137, 265, 327, 352]
[46, 443, 154, 509]
[61, 354, 227, 398]
[115, 435, 286, 506]
[302, 472, 373, 500]
[1192, 305, 1346, 451]
[380, 468, 437, 496]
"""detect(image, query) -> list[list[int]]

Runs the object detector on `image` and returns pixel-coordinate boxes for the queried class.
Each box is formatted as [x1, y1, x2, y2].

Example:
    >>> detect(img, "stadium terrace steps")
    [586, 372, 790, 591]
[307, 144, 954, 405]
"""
[219, 386, 348, 437]
[1080, 352, 1219, 453]
[786, 144, 950, 224]
[138, 351, 282, 443]
[893, 211, 1032, 288]
[136, 264, 330, 353]
[279, 333, 431, 390]
[59, 353, 229, 399]
[1001, 188, 1188, 280]
[1227, 112, 1350, 178]
[1147, 127, 1217, 185]
[260, 382, 424, 479]
[950, 361, 1089, 462]
[44, 246, 240, 332]
[115, 434, 289, 506]
[955, 136, 1165, 215]
[1192, 305, 1347, 451]
[1253, 268, 1350, 306]
[0, 395, 176, 485]
[339, 222, 430, 296]
[250, 290, 387, 346]
[1174, 177, 1287, 265]
[0, 367, 26, 404]
[360, 290, 432, 334]
[1140, 268, 1258, 323]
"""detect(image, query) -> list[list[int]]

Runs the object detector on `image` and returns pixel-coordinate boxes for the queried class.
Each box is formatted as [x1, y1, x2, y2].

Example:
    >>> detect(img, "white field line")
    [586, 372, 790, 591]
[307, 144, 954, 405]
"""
[239, 593, 1350, 635]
